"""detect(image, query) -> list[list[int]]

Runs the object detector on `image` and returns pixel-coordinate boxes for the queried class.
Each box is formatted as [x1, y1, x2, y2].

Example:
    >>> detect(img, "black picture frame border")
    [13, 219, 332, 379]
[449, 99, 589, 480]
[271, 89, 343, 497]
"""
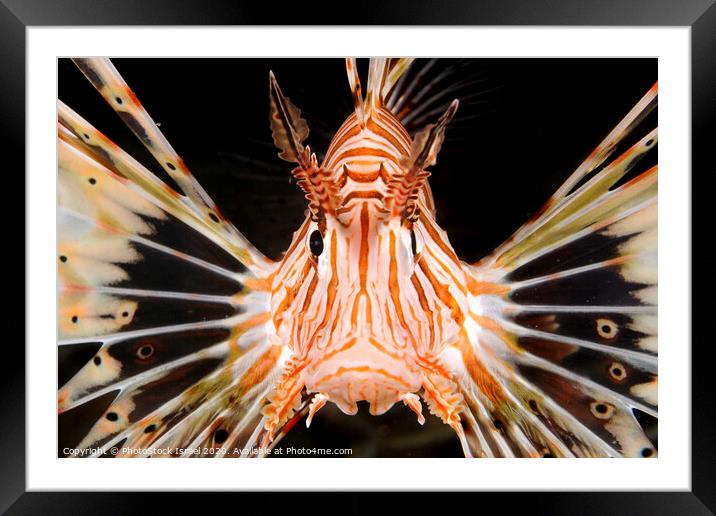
[5, 1, 712, 513]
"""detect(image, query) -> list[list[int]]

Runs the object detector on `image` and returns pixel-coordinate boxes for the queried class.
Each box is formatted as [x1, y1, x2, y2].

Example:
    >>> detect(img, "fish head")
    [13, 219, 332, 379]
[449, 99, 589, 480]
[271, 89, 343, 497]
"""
[269, 69, 467, 417]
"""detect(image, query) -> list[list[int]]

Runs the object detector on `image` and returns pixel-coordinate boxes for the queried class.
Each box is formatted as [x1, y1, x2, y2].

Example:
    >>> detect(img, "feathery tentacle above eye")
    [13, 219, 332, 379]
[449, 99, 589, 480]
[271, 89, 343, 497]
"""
[268, 72, 341, 222]
[387, 99, 459, 220]
[268, 71, 310, 166]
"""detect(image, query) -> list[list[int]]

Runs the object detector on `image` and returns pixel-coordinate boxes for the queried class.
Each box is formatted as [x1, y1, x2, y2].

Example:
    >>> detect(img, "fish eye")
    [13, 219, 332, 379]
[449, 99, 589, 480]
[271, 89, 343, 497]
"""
[309, 229, 324, 256]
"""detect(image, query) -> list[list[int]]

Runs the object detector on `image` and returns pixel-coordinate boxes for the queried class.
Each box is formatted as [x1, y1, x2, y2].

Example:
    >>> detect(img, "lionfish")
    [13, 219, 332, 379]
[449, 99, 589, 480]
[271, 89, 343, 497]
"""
[58, 58, 657, 458]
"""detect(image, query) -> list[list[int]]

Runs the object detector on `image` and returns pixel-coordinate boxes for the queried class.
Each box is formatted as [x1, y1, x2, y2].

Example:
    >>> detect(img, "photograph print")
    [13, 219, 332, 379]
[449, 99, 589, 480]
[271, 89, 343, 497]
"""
[57, 57, 657, 458]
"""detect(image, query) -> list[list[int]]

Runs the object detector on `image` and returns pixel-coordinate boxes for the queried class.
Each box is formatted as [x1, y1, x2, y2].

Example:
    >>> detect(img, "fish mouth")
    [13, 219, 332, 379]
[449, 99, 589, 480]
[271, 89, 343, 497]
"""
[304, 337, 423, 416]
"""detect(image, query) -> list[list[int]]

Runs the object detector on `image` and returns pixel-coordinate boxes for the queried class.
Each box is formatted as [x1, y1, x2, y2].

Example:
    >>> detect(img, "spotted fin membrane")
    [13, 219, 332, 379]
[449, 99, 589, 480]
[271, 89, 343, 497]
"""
[457, 84, 658, 457]
[58, 58, 286, 457]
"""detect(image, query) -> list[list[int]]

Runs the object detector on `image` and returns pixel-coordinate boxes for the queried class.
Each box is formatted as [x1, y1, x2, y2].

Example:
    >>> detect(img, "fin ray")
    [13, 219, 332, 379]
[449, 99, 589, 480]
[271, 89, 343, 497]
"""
[453, 83, 658, 457]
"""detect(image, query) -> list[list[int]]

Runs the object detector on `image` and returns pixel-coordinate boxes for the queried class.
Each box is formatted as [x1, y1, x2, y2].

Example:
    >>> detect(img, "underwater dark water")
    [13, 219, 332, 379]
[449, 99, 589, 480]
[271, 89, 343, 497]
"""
[58, 57, 656, 457]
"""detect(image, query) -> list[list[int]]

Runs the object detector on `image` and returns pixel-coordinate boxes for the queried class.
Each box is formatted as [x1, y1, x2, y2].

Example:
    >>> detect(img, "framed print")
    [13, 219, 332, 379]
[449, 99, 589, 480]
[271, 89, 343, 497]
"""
[6, 0, 712, 513]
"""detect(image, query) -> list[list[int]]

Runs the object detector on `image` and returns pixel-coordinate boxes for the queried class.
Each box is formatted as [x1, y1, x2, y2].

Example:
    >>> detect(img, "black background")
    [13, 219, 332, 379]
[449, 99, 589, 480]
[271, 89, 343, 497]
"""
[57, 57, 656, 458]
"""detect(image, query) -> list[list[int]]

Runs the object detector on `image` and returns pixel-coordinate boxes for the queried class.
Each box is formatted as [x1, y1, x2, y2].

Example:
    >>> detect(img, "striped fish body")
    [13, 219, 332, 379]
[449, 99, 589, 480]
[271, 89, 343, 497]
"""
[270, 104, 469, 425]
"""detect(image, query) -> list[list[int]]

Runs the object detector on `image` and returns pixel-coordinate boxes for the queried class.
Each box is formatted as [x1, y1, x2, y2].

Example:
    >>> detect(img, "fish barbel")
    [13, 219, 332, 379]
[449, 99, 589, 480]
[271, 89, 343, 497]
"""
[58, 58, 657, 458]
